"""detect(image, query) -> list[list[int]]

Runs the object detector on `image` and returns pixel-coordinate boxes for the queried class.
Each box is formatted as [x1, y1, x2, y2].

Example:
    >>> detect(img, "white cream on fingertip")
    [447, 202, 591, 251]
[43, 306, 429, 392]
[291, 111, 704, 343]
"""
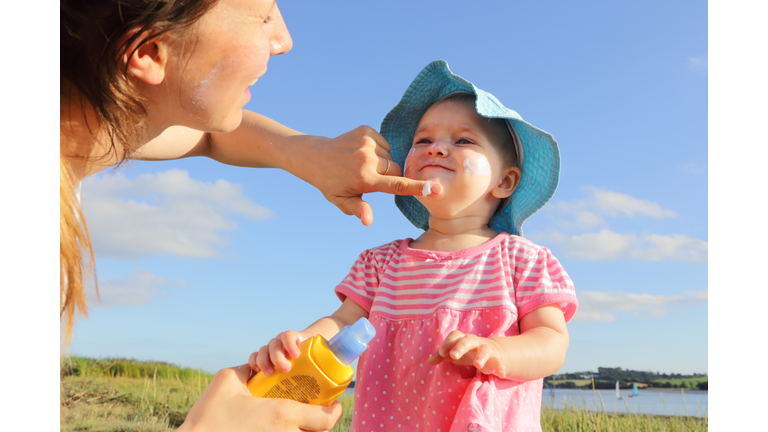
[422, 182, 432, 196]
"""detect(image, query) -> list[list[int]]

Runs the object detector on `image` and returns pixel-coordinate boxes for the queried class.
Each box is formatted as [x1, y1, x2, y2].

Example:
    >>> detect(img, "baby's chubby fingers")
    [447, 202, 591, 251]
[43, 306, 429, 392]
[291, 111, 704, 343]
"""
[254, 344, 274, 376]
[427, 331, 471, 365]
[247, 351, 261, 374]
[471, 343, 507, 378]
[267, 333, 297, 373]
[278, 330, 304, 360]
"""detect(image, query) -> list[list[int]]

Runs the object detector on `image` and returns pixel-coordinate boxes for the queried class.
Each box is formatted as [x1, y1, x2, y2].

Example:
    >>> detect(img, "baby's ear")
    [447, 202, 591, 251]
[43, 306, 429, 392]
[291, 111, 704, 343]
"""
[491, 166, 520, 199]
[119, 28, 168, 85]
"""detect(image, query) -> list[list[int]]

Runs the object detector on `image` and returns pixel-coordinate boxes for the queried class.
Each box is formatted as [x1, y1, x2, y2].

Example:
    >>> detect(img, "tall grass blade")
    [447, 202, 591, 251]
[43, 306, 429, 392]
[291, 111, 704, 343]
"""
[153, 366, 158, 403]
[682, 388, 690, 416]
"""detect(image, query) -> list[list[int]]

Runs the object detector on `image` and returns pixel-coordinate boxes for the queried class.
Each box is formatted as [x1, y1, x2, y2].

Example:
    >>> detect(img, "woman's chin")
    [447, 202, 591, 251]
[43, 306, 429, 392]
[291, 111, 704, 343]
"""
[202, 110, 244, 134]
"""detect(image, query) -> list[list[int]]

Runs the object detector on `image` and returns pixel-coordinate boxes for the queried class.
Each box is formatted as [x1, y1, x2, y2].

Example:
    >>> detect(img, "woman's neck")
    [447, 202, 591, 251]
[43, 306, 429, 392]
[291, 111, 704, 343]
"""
[410, 215, 499, 252]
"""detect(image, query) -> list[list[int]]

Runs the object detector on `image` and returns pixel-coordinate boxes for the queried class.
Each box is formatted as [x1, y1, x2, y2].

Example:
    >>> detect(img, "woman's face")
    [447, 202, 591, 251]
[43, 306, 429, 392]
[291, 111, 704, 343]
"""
[166, 0, 292, 132]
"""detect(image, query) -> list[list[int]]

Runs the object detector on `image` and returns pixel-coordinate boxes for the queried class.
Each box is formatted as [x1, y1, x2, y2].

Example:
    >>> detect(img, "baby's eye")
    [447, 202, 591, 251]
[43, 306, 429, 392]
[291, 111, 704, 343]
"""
[456, 138, 475, 145]
[414, 138, 432, 145]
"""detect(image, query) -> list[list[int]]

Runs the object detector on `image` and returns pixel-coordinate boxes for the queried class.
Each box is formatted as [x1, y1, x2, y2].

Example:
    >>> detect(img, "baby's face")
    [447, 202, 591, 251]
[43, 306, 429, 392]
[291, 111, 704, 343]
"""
[404, 100, 514, 222]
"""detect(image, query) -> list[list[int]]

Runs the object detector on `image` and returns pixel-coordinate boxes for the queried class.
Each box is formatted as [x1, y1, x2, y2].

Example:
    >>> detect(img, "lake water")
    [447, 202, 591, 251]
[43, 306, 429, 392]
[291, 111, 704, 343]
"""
[344, 387, 708, 418]
[543, 388, 708, 418]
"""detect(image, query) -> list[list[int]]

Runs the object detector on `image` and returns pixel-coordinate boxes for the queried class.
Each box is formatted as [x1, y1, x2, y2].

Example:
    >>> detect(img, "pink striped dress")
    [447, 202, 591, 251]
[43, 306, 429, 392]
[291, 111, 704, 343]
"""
[334, 232, 577, 432]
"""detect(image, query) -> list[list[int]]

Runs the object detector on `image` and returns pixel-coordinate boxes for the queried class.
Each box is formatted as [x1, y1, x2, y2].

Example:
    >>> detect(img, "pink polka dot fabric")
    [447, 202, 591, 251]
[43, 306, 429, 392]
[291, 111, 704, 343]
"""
[335, 233, 577, 432]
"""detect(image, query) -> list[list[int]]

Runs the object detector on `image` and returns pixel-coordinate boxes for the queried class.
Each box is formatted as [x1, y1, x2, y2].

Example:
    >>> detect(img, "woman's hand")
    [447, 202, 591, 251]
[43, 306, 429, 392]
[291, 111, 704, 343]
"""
[178, 364, 343, 432]
[248, 330, 307, 376]
[300, 126, 441, 226]
[137, 114, 442, 226]
[427, 331, 509, 379]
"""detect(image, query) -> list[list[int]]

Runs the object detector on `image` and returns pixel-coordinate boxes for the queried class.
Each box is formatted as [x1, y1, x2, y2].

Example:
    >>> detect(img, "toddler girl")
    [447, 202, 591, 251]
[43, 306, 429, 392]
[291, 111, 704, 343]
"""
[249, 60, 578, 432]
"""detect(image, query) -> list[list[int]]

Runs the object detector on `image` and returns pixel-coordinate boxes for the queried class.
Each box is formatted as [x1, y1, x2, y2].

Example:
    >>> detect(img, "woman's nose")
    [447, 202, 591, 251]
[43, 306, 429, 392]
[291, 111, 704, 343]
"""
[270, 5, 293, 56]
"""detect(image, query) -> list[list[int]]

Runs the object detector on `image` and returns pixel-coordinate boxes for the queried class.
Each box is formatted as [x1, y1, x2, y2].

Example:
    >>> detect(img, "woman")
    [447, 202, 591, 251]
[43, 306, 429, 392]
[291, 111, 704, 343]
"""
[60, 0, 431, 430]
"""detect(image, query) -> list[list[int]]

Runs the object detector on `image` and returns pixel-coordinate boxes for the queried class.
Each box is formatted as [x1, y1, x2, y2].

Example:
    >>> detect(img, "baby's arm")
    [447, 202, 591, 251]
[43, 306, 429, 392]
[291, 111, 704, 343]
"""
[427, 304, 569, 381]
[248, 298, 368, 376]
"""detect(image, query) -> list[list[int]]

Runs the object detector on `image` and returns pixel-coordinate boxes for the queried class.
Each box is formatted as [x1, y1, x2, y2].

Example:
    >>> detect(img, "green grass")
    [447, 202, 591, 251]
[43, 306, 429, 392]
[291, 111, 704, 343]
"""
[541, 391, 708, 432]
[551, 378, 592, 387]
[61, 356, 212, 431]
[61, 356, 707, 432]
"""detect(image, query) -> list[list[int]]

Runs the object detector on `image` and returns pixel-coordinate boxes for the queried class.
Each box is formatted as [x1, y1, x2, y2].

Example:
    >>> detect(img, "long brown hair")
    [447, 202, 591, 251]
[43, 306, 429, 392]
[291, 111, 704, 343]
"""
[60, 156, 95, 346]
[60, 0, 219, 344]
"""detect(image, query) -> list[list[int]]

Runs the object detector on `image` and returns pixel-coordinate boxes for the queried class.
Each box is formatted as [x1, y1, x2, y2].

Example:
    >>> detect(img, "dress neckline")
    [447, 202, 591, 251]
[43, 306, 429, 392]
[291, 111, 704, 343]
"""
[400, 232, 509, 261]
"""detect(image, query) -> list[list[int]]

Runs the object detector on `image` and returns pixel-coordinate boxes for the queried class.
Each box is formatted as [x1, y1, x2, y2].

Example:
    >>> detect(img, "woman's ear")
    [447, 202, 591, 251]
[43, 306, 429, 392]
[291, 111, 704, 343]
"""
[491, 166, 521, 199]
[120, 29, 167, 85]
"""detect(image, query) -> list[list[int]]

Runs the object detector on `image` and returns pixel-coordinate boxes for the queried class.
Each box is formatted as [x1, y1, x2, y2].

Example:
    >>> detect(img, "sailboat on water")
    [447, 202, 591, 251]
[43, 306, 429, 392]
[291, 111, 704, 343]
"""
[628, 383, 640, 398]
[615, 381, 620, 399]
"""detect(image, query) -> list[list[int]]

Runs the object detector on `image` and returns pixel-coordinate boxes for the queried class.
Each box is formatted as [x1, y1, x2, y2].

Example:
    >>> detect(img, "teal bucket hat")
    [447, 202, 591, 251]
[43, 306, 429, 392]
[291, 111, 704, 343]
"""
[380, 60, 561, 237]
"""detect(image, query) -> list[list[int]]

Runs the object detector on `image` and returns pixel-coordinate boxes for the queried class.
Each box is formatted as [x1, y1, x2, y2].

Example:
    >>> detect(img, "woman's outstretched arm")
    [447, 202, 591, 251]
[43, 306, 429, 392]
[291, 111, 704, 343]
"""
[133, 109, 440, 225]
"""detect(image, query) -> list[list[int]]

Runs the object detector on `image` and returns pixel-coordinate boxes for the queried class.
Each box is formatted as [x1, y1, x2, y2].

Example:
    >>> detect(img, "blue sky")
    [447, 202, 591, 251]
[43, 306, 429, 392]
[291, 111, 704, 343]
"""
[66, 0, 709, 376]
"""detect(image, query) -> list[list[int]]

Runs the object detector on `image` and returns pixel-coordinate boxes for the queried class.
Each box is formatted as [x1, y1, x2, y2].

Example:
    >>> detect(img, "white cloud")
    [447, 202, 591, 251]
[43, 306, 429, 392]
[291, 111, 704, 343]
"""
[629, 234, 708, 261]
[561, 230, 637, 260]
[680, 162, 705, 173]
[91, 269, 186, 306]
[81, 169, 273, 260]
[553, 188, 676, 229]
[573, 289, 708, 322]
[535, 188, 706, 262]
[551, 229, 708, 262]
[687, 55, 708, 71]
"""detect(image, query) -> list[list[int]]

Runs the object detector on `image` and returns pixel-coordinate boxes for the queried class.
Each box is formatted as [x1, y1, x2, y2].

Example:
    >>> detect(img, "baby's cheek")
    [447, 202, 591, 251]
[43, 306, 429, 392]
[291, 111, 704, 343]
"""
[403, 148, 416, 174]
[463, 154, 492, 176]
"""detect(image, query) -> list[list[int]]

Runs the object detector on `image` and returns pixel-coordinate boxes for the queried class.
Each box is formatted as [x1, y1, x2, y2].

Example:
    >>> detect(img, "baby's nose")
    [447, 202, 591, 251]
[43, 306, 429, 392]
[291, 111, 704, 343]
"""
[426, 141, 447, 156]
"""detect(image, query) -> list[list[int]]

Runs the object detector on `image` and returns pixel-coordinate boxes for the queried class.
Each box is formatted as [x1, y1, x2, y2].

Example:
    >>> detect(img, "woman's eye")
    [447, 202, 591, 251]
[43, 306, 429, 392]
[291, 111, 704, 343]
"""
[263, 15, 273, 24]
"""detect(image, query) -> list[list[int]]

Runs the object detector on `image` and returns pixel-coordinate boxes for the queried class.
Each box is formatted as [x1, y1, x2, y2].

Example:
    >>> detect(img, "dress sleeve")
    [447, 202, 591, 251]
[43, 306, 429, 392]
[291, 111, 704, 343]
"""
[334, 249, 381, 313]
[514, 246, 578, 322]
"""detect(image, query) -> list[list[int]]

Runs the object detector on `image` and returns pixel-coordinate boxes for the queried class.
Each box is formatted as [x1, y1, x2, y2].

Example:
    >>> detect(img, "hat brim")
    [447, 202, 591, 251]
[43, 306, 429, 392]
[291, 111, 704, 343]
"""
[381, 60, 560, 236]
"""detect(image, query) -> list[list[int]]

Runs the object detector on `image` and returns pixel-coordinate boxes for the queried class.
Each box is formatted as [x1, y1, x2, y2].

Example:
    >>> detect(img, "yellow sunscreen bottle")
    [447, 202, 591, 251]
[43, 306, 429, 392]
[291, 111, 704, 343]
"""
[247, 318, 376, 406]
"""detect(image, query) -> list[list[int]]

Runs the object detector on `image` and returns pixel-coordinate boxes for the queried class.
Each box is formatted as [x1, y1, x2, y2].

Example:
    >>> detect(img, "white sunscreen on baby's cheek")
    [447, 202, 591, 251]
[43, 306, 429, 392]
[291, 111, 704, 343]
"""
[463, 155, 492, 176]
[404, 148, 415, 172]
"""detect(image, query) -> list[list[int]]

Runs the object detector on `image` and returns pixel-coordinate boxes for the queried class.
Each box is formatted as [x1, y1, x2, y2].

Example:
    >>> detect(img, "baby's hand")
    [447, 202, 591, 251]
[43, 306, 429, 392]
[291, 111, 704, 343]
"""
[427, 331, 508, 378]
[248, 330, 306, 376]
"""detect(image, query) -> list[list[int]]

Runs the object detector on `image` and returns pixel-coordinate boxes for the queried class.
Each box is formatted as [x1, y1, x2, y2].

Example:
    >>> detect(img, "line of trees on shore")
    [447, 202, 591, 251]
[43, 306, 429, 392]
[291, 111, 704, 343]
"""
[544, 367, 708, 391]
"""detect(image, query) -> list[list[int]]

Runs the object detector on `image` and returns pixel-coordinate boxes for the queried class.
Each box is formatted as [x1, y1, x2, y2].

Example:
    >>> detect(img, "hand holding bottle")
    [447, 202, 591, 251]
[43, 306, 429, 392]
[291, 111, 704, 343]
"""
[177, 364, 343, 432]
[245, 318, 376, 406]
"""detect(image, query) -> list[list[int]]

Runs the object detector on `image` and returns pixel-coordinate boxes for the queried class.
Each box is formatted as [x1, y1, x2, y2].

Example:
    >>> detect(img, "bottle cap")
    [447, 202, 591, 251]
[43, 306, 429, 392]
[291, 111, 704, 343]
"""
[328, 318, 376, 365]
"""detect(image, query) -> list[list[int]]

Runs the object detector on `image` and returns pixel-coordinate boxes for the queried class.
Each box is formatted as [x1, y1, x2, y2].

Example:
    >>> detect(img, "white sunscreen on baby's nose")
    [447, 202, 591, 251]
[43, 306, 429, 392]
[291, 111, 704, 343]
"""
[463, 155, 492, 176]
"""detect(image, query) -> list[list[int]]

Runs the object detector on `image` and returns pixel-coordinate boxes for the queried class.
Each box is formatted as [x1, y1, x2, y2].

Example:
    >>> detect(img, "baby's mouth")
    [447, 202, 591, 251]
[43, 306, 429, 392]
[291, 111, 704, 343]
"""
[420, 164, 452, 171]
